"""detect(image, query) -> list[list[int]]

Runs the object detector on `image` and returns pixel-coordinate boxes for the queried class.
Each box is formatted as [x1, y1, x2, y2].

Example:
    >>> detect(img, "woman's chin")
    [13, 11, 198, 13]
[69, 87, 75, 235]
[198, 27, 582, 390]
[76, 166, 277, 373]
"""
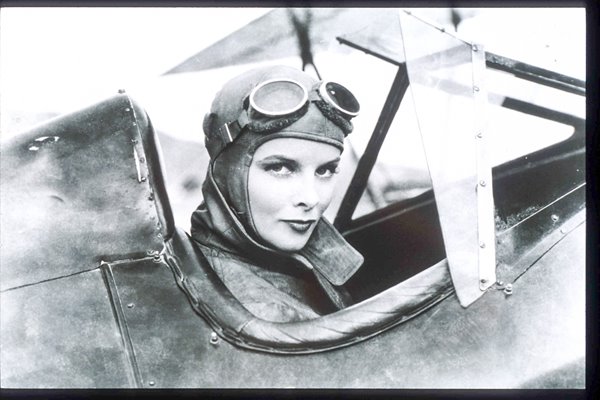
[267, 235, 311, 253]
[272, 241, 309, 253]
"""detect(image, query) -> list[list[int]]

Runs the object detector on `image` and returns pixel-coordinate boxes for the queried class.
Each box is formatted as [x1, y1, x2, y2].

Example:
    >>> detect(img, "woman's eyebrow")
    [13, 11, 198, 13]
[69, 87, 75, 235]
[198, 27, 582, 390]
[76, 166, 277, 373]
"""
[256, 155, 299, 167]
[320, 157, 341, 166]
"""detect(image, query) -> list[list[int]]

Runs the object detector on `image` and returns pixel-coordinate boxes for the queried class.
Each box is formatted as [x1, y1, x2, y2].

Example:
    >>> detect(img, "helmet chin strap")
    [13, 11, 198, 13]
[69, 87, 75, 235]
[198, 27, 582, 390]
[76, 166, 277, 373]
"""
[293, 253, 352, 311]
[312, 269, 351, 310]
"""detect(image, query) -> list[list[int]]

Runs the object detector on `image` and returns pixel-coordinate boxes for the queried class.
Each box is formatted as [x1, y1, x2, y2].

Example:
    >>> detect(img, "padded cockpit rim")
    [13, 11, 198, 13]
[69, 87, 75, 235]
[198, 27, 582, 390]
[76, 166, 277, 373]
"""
[166, 228, 454, 354]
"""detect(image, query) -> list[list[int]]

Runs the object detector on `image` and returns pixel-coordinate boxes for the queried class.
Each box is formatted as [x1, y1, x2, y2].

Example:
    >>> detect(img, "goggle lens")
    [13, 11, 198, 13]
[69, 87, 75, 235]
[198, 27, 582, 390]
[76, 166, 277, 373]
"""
[320, 82, 360, 117]
[250, 79, 308, 116]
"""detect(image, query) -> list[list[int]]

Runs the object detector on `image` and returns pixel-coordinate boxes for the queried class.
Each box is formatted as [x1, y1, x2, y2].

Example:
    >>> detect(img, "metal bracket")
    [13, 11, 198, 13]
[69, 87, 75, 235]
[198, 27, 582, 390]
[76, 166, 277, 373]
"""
[472, 43, 497, 291]
[488, 281, 514, 296]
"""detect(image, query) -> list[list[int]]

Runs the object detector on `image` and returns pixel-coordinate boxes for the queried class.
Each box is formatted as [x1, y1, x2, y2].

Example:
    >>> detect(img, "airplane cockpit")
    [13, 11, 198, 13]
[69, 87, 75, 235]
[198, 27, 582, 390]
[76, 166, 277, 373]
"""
[0, 9, 586, 388]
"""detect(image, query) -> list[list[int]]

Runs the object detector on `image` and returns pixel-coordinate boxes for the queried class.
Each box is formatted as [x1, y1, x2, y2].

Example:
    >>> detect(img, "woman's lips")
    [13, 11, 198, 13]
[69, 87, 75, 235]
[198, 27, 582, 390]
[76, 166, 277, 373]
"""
[283, 220, 316, 233]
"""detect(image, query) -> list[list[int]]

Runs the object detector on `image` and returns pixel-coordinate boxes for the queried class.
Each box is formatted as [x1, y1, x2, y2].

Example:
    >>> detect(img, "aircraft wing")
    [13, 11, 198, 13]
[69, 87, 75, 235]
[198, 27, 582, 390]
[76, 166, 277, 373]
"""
[163, 8, 468, 75]
[163, 8, 419, 74]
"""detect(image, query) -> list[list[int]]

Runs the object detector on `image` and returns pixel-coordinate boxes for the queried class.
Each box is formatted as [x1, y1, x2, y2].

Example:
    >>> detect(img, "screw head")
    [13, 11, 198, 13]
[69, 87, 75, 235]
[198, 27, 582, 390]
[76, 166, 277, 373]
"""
[551, 214, 559, 222]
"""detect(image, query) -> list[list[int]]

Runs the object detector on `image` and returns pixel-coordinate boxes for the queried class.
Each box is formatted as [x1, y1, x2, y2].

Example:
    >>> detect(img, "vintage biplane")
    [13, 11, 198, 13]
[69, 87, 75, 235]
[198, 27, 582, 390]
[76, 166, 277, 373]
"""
[0, 8, 586, 388]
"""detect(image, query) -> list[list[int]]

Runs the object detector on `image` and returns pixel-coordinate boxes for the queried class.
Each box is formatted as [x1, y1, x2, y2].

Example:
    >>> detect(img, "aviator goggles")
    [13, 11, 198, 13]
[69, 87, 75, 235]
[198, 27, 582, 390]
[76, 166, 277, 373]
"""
[215, 78, 360, 145]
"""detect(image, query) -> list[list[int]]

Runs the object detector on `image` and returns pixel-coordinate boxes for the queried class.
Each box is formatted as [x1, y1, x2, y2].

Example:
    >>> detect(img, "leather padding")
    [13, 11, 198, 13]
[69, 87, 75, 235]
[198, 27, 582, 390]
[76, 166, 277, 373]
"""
[166, 228, 454, 354]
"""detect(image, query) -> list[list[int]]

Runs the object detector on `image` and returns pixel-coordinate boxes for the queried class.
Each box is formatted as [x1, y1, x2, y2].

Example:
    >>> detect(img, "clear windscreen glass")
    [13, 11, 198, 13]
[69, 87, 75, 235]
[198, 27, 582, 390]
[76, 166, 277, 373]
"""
[345, 9, 580, 221]
[398, 10, 495, 306]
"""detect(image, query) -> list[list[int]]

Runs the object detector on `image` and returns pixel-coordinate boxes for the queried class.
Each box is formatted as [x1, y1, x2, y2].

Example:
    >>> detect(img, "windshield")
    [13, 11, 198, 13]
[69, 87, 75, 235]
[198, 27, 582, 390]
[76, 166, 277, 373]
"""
[342, 9, 582, 221]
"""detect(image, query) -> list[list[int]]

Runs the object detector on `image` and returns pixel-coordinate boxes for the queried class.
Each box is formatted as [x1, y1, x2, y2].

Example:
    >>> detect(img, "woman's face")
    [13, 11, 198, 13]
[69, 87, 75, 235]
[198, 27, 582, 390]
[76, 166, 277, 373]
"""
[248, 137, 342, 252]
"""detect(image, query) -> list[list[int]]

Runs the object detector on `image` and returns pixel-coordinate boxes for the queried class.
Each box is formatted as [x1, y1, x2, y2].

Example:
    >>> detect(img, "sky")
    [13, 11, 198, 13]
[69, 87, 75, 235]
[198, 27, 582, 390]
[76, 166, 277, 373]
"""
[0, 7, 585, 137]
[0, 6, 586, 227]
[0, 7, 273, 138]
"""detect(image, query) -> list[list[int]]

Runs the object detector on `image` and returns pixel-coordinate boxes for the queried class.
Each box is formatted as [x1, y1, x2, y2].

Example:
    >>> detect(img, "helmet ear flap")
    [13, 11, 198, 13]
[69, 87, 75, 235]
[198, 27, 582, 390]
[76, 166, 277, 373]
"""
[203, 112, 221, 158]
[203, 112, 217, 136]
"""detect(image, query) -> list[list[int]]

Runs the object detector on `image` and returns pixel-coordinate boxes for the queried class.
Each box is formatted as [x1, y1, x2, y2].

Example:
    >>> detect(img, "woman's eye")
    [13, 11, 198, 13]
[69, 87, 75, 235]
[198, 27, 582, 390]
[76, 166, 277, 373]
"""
[265, 163, 293, 176]
[316, 165, 339, 178]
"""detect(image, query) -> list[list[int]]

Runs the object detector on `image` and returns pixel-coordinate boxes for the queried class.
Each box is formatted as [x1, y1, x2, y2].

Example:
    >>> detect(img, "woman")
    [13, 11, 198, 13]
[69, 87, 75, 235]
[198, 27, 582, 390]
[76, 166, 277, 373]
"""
[191, 65, 364, 323]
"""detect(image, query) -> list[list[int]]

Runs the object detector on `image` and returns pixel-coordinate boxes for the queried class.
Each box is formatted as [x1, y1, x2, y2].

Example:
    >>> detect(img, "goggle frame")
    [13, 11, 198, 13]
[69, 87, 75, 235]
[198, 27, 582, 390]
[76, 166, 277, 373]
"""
[216, 78, 360, 146]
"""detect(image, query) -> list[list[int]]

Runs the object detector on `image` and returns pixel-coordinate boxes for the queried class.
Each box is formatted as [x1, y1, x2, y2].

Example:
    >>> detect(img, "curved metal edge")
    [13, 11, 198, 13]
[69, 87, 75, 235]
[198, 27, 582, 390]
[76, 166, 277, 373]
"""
[127, 97, 175, 241]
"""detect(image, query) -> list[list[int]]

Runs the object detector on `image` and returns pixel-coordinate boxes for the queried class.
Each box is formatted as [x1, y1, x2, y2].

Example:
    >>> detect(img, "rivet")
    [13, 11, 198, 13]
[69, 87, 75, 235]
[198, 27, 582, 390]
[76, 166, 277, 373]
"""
[472, 44, 479, 52]
[551, 214, 559, 222]
[131, 139, 138, 144]
[473, 86, 480, 92]
[140, 177, 147, 182]
[504, 284, 513, 295]
[479, 242, 486, 248]
[125, 108, 131, 112]
[148, 381, 155, 387]
[476, 132, 483, 138]
[496, 281, 504, 286]
[480, 278, 488, 284]
[146, 249, 155, 256]
[132, 122, 137, 126]
[139, 157, 145, 163]
[127, 303, 134, 309]
[118, 89, 126, 94]
[210, 332, 219, 345]
[479, 180, 486, 187]
[560, 228, 566, 234]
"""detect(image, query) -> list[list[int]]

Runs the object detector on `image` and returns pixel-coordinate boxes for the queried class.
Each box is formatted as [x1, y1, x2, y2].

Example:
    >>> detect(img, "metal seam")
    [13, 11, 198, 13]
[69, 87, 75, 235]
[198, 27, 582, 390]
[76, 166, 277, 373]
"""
[100, 262, 143, 388]
[122, 94, 164, 241]
[0, 266, 100, 294]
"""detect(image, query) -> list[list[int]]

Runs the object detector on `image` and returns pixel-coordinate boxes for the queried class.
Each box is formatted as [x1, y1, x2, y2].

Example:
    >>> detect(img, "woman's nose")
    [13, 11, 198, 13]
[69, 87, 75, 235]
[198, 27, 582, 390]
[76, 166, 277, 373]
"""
[293, 175, 319, 210]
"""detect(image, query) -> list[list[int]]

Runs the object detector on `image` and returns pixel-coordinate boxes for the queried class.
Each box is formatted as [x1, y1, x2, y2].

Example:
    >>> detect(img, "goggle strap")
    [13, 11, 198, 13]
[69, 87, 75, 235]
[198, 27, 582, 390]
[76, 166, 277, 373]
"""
[217, 121, 239, 145]
[216, 112, 251, 145]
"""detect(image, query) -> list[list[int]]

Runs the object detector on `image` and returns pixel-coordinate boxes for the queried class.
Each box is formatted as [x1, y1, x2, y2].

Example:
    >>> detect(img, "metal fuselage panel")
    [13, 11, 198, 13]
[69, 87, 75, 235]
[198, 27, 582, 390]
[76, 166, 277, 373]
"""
[0, 95, 168, 387]
[0, 270, 134, 388]
[111, 219, 584, 388]
[0, 95, 164, 292]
